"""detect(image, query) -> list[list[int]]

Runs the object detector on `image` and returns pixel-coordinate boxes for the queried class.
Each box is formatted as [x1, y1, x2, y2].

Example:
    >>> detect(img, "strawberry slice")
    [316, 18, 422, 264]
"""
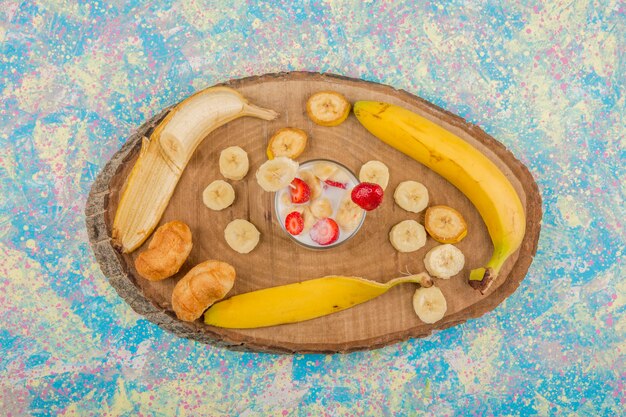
[290, 178, 311, 204]
[324, 179, 347, 189]
[310, 218, 340, 245]
[285, 211, 304, 235]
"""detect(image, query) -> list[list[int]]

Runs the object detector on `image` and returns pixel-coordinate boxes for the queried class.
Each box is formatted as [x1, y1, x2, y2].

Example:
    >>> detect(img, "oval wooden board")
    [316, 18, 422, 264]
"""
[86, 72, 542, 353]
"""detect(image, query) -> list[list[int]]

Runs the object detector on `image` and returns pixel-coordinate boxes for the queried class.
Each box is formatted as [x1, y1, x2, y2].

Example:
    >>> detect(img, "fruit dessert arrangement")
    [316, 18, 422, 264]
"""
[275, 159, 364, 247]
[112, 87, 526, 328]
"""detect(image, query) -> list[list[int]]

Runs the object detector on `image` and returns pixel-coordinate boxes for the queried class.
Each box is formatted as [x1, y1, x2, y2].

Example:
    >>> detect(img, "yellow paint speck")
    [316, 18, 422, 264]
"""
[556, 195, 590, 228]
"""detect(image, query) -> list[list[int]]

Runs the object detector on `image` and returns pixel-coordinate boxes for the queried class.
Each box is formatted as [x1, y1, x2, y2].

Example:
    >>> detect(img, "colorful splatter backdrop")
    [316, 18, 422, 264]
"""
[1, 1, 624, 416]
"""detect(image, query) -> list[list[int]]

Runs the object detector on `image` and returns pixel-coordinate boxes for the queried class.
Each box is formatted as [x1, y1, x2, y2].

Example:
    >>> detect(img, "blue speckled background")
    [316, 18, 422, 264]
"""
[1, 1, 624, 416]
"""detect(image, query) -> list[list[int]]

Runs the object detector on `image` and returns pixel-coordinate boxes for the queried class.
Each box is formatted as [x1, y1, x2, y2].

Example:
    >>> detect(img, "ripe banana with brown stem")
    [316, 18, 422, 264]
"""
[354, 102, 526, 293]
[112, 87, 278, 253]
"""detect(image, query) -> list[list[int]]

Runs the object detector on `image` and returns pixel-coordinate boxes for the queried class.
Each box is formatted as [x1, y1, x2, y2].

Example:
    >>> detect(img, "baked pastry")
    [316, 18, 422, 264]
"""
[171, 260, 236, 322]
[134, 221, 192, 281]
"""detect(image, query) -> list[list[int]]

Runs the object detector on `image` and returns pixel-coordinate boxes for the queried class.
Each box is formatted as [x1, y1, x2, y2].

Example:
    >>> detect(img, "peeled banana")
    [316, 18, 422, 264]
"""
[424, 205, 468, 243]
[423, 244, 465, 279]
[267, 128, 308, 159]
[202, 180, 235, 211]
[112, 87, 278, 253]
[310, 197, 333, 218]
[413, 286, 447, 324]
[306, 91, 351, 126]
[389, 220, 427, 253]
[354, 102, 526, 293]
[299, 170, 322, 199]
[224, 219, 260, 254]
[359, 160, 390, 190]
[256, 156, 299, 192]
[335, 195, 365, 231]
[204, 273, 433, 328]
[219, 146, 249, 180]
[312, 162, 338, 181]
[394, 180, 429, 213]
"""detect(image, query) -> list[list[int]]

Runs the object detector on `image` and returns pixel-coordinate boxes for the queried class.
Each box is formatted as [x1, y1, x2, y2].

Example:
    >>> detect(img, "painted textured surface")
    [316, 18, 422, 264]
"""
[1, 0, 624, 415]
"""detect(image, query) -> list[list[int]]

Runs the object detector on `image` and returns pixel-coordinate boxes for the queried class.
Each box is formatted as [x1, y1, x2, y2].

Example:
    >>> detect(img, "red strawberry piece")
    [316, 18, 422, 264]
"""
[324, 179, 347, 189]
[290, 178, 311, 204]
[351, 182, 384, 211]
[309, 218, 340, 245]
[285, 211, 304, 235]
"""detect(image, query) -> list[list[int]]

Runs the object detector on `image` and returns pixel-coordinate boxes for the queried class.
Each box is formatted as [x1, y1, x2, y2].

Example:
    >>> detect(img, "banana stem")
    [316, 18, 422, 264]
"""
[386, 273, 433, 288]
[469, 244, 511, 294]
[244, 103, 279, 120]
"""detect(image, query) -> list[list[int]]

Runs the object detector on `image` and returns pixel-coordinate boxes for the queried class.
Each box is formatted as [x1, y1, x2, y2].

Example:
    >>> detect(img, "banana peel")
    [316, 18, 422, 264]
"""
[204, 273, 433, 329]
[112, 87, 278, 253]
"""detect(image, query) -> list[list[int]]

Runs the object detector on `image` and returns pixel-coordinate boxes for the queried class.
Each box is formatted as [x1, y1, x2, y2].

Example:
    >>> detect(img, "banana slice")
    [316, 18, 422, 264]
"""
[299, 170, 322, 199]
[306, 91, 351, 126]
[301, 206, 316, 233]
[255, 156, 299, 192]
[267, 128, 308, 159]
[359, 160, 390, 190]
[224, 219, 260, 254]
[312, 162, 338, 181]
[394, 181, 429, 213]
[335, 196, 365, 231]
[412, 286, 447, 324]
[423, 244, 465, 279]
[389, 220, 427, 253]
[219, 146, 249, 180]
[279, 192, 302, 218]
[310, 197, 333, 219]
[202, 180, 235, 211]
[425, 205, 468, 243]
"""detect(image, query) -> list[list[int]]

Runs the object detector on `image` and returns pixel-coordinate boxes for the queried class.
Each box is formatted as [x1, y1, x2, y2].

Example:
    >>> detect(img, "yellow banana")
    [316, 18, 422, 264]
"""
[112, 87, 278, 253]
[204, 273, 432, 328]
[353, 102, 526, 293]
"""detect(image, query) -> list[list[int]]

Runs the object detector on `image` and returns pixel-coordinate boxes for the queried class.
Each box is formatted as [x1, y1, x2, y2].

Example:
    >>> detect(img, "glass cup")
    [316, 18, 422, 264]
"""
[274, 159, 366, 250]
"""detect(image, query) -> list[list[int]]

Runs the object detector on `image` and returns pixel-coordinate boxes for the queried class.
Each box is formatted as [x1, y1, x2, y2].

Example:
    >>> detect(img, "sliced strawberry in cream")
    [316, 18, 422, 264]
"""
[309, 218, 340, 245]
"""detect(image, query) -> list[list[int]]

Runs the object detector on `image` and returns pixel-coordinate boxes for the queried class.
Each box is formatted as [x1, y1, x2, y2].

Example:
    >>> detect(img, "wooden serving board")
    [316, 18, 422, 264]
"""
[86, 72, 542, 353]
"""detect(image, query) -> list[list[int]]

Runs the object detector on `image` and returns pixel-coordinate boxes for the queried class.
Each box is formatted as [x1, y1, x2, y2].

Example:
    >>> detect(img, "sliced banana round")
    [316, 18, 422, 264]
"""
[423, 244, 465, 279]
[359, 160, 390, 190]
[413, 286, 447, 324]
[301, 206, 316, 233]
[202, 180, 235, 211]
[279, 191, 303, 218]
[310, 197, 333, 219]
[335, 196, 365, 232]
[299, 170, 322, 200]
[394, 180, 429, 213]
[306, 91, 351, 126]
[389, 220, 427, 253]
[255, 156, 299, 192]
[219, 146, 249, 180]
[425, 205, 468, 243]
[312, 162, 338, 181]
[267, 128, 308, 159]
[224, 219, 260, 254]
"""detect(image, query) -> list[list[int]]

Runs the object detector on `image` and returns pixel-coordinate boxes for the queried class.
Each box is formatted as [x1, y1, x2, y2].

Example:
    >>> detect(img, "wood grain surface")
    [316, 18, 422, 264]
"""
[85, 72, 542, 353]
